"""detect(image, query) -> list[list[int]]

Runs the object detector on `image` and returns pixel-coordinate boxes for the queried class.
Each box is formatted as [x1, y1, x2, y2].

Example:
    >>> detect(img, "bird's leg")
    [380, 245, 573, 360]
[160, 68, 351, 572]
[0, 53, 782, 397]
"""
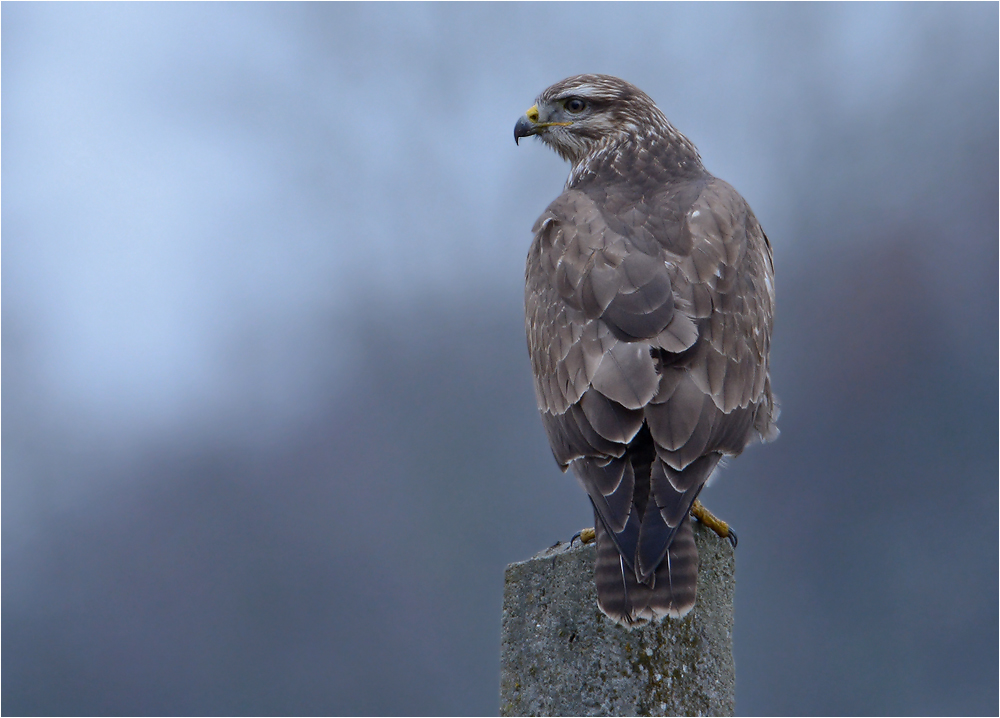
[574, 503, 735, 548]
[690, 500, 738, 548]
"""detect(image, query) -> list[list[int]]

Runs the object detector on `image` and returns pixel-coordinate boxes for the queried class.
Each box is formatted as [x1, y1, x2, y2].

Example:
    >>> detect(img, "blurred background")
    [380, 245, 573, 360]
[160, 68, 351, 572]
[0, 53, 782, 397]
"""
[3, 3, 997, 715]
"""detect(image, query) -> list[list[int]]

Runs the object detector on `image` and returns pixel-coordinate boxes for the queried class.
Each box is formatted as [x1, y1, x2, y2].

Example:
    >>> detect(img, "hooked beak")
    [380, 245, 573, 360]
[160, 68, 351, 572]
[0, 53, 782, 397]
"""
[514, 104, 572, 145]
[514, 114, 537, 145]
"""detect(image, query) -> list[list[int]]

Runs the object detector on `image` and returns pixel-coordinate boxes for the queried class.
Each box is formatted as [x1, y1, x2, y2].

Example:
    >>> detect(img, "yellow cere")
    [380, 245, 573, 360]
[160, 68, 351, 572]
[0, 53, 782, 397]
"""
[524, 104, 572, 128]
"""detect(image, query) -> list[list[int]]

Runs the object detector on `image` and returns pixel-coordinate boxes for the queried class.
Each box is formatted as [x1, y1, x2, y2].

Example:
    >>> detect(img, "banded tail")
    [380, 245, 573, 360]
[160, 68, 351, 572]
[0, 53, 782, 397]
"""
[592, 509, 698, 626]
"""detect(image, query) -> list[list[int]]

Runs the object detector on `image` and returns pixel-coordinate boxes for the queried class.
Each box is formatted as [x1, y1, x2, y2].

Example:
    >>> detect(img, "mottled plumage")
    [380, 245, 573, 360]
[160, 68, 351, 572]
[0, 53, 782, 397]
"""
[515, 74, 777, 626]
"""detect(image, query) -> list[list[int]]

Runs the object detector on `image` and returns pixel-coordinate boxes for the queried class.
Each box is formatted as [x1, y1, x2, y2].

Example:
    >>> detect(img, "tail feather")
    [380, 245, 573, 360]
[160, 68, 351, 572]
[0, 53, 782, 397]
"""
[593, 508, 698, 626]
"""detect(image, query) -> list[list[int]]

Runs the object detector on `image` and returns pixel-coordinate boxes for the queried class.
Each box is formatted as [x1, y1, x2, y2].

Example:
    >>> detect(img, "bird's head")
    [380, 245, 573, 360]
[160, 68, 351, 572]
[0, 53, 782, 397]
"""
[514, 74, 674, 165]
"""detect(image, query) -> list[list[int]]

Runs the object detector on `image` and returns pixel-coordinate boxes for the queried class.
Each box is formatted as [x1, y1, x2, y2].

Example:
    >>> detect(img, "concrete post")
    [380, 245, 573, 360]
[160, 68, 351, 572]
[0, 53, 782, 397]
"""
[500, 521, 734, 717]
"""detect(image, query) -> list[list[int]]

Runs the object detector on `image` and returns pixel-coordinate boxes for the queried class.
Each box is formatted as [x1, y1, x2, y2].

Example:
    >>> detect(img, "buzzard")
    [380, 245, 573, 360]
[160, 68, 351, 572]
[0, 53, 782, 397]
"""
[515, 74, 777, 626]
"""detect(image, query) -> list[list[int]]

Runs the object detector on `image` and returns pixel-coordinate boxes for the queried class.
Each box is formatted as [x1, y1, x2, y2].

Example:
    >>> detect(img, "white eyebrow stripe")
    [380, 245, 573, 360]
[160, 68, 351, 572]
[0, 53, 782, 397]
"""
[551, 83, 617, 102]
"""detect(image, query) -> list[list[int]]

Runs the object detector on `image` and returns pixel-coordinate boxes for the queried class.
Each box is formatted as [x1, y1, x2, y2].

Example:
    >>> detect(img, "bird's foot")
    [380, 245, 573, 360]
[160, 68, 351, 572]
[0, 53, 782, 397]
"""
[690, 500, 738, 548]
[570, 527, 597, 546]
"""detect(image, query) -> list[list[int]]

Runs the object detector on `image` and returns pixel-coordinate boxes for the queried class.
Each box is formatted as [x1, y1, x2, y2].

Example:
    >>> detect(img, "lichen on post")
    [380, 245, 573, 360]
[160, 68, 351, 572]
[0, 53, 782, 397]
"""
[500, 521, 735, 717]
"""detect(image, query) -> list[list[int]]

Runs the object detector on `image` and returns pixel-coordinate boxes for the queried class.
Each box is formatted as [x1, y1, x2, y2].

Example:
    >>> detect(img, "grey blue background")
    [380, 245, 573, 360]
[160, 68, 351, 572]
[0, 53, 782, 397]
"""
[3, 3, 997, 715]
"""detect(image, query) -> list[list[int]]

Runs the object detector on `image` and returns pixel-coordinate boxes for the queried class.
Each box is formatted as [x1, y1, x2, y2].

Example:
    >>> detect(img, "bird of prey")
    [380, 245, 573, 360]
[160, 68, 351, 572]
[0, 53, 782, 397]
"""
[514, 74, 777, 626]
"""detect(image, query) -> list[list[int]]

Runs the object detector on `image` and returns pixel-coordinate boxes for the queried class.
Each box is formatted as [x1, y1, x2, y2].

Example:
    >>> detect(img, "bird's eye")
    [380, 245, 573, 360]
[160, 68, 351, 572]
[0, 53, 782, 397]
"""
[565, 98, 587, 113]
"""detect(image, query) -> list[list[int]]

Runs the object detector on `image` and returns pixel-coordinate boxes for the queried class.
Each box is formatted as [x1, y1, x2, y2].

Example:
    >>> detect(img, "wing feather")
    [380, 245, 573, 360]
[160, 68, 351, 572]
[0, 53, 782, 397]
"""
[525, 169, 776, 625]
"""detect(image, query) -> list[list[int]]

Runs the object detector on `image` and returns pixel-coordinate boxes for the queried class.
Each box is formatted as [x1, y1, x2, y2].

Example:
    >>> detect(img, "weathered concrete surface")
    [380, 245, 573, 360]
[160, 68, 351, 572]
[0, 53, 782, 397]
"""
[500, 522, 734, 717]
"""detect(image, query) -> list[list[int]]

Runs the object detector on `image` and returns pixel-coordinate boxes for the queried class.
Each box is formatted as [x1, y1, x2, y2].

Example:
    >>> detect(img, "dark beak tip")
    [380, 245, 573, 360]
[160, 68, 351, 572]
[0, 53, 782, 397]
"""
[514, 115, 536, 146]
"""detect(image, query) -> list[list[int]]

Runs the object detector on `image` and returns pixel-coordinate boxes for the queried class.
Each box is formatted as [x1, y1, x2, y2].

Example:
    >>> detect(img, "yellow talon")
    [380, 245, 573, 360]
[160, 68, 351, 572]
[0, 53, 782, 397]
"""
[691, 499, 737, 547]
[577, 502, 735, 550]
